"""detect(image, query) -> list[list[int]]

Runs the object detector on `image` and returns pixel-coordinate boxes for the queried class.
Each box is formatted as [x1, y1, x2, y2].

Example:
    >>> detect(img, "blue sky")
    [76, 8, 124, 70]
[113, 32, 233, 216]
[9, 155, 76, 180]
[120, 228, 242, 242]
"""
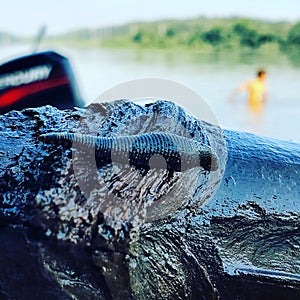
[2, 0, 300, 35]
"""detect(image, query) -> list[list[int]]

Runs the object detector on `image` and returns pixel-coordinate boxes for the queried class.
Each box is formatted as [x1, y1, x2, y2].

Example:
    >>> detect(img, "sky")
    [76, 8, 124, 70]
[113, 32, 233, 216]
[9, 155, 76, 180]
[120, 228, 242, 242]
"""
[1, 0, 300, 36]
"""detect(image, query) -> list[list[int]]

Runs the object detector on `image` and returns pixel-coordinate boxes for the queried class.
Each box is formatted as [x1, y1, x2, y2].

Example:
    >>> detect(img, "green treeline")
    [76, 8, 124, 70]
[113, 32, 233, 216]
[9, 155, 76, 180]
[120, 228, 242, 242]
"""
[53, 17, 300, 56]
[1, 17, 300, 57]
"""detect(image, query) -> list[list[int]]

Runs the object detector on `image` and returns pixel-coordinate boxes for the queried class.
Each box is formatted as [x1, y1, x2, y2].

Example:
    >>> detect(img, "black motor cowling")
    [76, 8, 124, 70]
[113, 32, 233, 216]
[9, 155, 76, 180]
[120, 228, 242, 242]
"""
[0, 51, 84, 114]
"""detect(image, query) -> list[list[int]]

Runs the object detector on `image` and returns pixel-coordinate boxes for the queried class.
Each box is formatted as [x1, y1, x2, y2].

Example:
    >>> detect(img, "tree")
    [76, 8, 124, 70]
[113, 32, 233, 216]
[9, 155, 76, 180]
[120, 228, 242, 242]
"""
[165, 28, 176, 38]
[258, 34, 277, 44]
[240, 29, 261, 49]
[232, 23, 248, 35]
[132, 31, 143, 43]
[202, 28, 224, 47]
[232, 22, 278, 49]
[287, 22, 300, 46]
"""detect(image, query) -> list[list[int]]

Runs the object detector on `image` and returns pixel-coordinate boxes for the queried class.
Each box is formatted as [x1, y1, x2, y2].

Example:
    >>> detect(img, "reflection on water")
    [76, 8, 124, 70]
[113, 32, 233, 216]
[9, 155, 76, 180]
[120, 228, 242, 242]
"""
[1, 44, 300, 142]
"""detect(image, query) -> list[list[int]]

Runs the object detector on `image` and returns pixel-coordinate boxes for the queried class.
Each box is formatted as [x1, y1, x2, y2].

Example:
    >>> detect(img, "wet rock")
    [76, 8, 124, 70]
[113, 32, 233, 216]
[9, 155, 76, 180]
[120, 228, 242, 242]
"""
[0, 100, 299, 299]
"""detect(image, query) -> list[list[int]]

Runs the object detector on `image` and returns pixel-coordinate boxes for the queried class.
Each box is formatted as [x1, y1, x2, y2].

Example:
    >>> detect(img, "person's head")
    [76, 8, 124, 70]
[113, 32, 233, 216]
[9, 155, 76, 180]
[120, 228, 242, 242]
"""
[257, 69, 266, 80]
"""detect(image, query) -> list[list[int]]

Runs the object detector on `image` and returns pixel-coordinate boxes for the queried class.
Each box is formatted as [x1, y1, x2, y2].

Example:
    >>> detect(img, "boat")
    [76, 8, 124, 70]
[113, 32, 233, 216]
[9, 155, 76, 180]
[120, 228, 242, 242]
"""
[0, 50, 84, 114]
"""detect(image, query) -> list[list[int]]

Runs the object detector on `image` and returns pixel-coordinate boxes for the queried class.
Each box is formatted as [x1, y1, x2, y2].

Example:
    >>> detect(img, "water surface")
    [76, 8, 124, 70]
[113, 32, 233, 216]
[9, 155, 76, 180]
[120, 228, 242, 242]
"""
[1, 45, 299, 142]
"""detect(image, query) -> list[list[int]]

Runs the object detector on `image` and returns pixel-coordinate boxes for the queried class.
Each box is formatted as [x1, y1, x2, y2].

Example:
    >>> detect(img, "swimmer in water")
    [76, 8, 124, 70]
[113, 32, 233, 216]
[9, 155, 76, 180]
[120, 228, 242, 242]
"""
[228, 70, 268, 115]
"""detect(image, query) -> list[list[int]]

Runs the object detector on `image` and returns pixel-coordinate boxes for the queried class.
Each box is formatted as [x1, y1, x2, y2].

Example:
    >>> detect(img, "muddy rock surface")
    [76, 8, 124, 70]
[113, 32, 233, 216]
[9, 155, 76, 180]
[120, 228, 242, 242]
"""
[0, 100, 299, 299]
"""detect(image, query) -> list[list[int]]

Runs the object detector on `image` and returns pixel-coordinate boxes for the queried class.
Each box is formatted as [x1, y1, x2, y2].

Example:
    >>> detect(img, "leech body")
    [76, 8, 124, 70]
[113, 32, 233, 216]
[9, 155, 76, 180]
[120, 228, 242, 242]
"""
[39, 132, 218, 172]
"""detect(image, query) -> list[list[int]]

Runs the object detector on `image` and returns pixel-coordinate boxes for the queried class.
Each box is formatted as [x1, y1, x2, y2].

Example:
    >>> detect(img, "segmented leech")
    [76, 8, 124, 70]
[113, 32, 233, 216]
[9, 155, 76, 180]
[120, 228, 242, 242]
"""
[39, 132, 218, 172]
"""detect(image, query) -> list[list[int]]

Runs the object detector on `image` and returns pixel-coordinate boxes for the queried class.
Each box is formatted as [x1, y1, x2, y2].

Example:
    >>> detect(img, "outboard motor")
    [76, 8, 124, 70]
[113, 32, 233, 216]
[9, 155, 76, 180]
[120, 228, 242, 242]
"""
[0, 51, 84, 114]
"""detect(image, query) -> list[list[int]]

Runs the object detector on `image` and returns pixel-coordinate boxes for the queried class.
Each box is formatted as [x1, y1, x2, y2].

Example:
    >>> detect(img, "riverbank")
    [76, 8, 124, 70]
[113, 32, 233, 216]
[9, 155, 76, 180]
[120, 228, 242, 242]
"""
[40, 16, 298, 56]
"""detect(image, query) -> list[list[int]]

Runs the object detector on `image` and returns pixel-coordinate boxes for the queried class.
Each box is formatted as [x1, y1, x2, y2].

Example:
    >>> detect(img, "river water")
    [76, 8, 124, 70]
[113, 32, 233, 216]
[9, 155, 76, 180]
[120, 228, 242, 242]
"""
[1, 44, 300, 142]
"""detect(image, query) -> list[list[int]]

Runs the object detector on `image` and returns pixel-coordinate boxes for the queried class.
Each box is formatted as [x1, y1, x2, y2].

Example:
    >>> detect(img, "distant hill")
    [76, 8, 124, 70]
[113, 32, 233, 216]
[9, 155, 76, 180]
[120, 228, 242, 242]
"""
[46, 16, 299, 55]
[2, 17, 300, 57]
